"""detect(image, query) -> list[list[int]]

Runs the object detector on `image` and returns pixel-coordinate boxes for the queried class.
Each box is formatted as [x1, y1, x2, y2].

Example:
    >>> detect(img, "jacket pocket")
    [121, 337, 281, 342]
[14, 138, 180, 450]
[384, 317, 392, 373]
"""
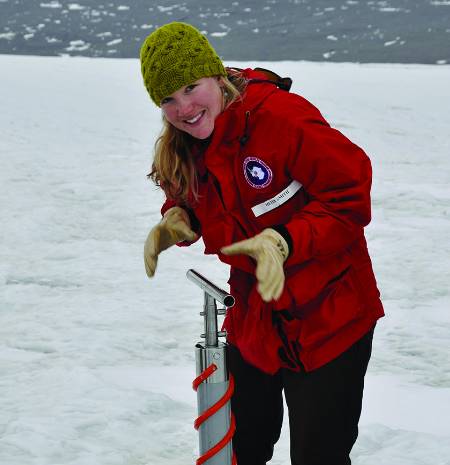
[287, 265, 364, 351]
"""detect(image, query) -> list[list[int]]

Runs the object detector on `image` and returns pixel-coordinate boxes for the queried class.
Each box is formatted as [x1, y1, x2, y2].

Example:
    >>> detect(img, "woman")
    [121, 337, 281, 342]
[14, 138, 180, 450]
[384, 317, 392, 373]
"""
[140, 22, 384, 465]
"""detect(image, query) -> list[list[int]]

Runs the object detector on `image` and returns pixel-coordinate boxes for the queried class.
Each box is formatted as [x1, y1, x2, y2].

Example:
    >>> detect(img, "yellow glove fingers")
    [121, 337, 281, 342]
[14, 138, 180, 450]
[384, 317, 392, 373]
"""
[255, 261, 273, 302]
[144, 226, 162, 278]
[144, 225, 160, 256]
[269, 269, 285, 301]
[254, 249, 275, 282]
[258, 279, 282, 302]
[220, 238, 258, 259]
[144, 253, 158, 278]
[256, 260, 285, 302]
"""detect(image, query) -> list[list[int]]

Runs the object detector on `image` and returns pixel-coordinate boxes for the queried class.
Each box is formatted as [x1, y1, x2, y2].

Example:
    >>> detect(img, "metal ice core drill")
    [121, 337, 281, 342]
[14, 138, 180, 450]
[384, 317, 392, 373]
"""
[187, 269, 237, 465]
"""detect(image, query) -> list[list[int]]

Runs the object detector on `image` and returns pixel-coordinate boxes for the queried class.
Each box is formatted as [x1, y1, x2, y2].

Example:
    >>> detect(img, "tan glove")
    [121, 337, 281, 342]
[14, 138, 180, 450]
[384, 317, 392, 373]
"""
[144, 207, 197, 278]
[220, 228, 289, 302]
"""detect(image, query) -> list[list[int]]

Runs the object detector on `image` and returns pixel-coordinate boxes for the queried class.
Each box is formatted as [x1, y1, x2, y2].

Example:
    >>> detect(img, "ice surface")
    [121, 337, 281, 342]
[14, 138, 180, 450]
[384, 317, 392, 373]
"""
[0, 55, 449, 464]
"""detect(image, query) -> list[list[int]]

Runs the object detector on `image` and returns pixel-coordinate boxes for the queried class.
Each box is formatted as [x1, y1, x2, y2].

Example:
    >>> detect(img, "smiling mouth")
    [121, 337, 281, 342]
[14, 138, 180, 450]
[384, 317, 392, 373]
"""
[184, 110, 205, 125]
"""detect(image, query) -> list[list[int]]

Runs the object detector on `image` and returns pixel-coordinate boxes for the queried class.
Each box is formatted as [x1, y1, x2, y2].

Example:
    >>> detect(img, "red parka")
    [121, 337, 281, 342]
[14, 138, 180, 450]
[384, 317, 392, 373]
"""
[161, 68, 384, 374]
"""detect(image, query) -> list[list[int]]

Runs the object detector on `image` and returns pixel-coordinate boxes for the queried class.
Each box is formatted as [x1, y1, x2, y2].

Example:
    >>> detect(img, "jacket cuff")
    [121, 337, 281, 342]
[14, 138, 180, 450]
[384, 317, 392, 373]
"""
[175, 206, 201, 247]
[270, 225, 293, 258]
[185, 207, 201, 236]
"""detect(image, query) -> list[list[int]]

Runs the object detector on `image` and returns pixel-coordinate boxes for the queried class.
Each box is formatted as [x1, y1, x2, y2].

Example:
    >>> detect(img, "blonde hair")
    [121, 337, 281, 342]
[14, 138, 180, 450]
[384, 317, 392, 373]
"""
[148, 70, 247, 204]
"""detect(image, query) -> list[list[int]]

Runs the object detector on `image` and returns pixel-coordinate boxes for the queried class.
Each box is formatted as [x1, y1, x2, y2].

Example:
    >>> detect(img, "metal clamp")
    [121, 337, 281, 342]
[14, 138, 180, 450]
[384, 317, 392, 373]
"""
[186, 269, 235, 348]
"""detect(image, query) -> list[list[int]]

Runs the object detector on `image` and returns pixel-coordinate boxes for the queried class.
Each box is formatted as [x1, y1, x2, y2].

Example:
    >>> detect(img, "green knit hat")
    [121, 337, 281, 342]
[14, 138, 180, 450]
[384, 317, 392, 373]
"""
[140, 22, 227, 106]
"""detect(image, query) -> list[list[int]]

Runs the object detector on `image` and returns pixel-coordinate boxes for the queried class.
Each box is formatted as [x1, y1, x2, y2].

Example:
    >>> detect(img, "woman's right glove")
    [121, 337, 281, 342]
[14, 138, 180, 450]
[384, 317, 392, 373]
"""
[144, 207, 197, 277]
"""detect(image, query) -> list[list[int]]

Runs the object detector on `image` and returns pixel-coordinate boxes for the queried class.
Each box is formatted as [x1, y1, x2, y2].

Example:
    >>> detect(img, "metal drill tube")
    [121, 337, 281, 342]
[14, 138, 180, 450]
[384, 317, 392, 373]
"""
[195, 343, 232, 465]
[205, 294, 218, 348]
[186, 269, 235, 308]
[195, 343, 228, 384]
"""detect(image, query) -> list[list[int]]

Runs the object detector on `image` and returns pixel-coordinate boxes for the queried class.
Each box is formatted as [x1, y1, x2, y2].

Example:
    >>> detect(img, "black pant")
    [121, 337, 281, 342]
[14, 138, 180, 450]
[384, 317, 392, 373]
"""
[228, 328, 374, 465]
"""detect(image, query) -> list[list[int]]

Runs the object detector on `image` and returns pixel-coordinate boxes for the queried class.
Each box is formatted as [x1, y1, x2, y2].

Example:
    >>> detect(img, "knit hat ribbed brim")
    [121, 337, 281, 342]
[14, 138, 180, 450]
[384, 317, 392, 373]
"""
[140, 22, 226, 106]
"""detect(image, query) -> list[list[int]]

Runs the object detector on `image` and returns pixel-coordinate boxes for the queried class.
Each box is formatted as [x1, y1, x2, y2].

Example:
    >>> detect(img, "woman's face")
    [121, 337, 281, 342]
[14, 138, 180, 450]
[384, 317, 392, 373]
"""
[161, 77, 223, 140]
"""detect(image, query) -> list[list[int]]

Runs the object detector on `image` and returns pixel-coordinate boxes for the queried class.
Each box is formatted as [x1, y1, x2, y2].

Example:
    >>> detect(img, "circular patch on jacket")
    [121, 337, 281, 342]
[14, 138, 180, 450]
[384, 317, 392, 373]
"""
[243, 157, 273, 189]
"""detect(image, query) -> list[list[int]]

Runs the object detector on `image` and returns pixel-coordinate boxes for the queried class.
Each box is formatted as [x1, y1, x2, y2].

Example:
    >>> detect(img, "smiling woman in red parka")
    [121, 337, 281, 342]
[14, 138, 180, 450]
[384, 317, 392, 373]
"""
[140, 22, 384, 465]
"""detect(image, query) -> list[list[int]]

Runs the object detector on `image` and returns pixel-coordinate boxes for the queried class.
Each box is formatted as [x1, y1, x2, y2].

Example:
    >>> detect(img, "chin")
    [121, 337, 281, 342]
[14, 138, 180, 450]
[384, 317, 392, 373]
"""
[190, 126, 214, 140]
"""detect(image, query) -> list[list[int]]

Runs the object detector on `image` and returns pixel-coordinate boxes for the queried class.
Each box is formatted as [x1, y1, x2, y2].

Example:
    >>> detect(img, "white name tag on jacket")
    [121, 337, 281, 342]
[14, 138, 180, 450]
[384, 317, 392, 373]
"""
[251, 180, 303, 217]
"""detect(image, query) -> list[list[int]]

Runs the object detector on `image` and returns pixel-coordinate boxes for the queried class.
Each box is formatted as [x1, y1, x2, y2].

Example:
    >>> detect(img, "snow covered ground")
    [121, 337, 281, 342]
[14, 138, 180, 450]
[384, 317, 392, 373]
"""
[1, 55, 449, 464]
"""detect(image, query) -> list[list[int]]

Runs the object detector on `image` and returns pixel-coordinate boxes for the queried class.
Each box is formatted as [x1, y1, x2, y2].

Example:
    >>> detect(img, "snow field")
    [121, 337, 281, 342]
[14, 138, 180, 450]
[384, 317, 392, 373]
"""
[0, 55, 449, 464]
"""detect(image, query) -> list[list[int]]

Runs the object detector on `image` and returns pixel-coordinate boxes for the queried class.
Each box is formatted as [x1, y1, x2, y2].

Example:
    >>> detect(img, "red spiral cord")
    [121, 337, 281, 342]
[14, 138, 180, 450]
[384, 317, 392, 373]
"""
[193, 363, 237, 465]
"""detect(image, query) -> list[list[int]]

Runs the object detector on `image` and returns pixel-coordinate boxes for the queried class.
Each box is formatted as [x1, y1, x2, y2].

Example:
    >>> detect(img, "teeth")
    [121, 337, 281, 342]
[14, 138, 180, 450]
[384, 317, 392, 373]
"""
[186, 112, 203, 124]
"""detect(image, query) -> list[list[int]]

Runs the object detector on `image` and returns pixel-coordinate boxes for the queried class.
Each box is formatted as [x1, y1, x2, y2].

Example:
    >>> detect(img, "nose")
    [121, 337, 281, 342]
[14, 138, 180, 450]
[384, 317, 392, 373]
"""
[176, 95, 194, 118]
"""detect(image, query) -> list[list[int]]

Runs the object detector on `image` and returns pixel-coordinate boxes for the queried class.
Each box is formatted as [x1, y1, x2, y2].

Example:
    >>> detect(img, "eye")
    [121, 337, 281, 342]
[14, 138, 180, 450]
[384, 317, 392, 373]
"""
[160, 96, 173, 105]
[185, 84, 197, 93]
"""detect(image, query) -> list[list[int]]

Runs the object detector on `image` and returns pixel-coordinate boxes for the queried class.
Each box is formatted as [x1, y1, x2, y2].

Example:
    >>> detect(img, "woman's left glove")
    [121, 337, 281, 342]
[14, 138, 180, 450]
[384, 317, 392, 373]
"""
[220, 228, 289, 302]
